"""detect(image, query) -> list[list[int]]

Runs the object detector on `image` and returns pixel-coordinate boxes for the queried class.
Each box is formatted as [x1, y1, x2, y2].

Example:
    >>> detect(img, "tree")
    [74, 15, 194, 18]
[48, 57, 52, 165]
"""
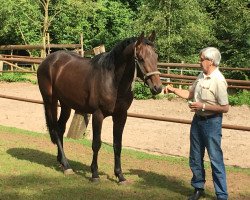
[198, 0, 250, 79]
[50, 0, 135, 50]
[0, 0, 41, 46]
[203, 0, 250, 68]
[0, 0, 135, 55]
[132, 0, 216, 63]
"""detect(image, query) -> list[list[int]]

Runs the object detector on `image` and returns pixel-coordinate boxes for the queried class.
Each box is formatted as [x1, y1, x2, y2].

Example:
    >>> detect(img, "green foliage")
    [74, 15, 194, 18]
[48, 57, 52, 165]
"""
[223, 70, 249, 80]
[0, 0, 134, 53]
[0, 73, 32, 82]
[133, 82, 153, 99]
[133, 0, 216, 63]
[133, 82, 168, 100]
[0, 0, 249, 79]
[228, 90, 250, 106]
[0, 0, 42, 45]
[88, 0, 135, 49]
[198, 0, 250, 78]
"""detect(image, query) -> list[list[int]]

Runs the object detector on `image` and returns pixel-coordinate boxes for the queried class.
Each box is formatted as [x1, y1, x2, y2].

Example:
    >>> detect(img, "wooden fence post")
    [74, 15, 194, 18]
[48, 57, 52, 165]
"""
[0, 57, 3, 75]
[80, 33, 84, 57]
[179, 61, 184, 89]
[66, 112, 91, 139]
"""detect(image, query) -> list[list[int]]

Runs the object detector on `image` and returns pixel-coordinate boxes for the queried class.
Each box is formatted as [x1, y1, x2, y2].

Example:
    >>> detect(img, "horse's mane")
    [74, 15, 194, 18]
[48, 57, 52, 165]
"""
[90, 36, 155, 71]
[90, 37, 137, 70]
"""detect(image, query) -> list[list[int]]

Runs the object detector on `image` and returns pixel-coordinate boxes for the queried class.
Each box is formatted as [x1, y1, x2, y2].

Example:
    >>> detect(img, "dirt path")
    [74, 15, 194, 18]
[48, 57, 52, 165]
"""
[0, 82, 249, 168]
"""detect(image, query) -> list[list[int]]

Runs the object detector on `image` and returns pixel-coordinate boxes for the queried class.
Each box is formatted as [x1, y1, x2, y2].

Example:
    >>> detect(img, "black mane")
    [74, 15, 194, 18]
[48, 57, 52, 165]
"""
[91, 37, 137, 70]
[90, 36, 154, 71]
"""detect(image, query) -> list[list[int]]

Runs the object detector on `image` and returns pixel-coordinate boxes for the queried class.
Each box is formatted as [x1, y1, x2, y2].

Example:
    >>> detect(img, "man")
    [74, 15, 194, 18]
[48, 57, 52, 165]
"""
[165, 47, 229, 200]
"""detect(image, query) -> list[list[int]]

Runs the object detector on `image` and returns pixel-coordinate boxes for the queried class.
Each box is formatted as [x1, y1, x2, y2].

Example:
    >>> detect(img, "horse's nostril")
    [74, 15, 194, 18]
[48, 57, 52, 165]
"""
[151, 85, 162, 95]
[155, 85, 162, 92]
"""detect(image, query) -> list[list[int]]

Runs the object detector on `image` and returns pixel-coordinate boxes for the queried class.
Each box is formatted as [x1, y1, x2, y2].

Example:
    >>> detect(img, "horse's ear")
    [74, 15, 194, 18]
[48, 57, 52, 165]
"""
[148, 30, 156, 42]
[135, 32, 145, 47]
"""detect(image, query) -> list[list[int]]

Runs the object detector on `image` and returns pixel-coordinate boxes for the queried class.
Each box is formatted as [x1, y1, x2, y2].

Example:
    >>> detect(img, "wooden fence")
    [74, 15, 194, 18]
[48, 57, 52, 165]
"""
[0, 93, 249, 132]
[0, 56, 249, 90]
[158, 63, 250, 90]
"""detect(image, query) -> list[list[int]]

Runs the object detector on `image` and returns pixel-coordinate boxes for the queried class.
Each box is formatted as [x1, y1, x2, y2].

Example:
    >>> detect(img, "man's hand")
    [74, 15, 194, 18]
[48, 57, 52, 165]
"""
[189, 101, 203, 112]
[163, 84, 175, 94]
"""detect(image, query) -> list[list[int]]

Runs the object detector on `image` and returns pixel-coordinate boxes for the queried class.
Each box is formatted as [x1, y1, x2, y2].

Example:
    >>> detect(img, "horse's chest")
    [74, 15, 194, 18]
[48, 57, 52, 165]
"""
[88, 78, 117, 113]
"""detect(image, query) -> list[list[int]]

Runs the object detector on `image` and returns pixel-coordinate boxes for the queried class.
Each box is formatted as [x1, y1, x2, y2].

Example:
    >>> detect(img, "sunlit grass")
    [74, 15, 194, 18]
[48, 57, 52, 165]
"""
[0, 125, 249, 200]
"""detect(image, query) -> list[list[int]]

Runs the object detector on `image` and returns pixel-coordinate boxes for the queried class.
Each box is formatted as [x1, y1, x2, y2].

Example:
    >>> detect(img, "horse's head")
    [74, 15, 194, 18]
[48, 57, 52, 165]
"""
[134, 31, 162, 95]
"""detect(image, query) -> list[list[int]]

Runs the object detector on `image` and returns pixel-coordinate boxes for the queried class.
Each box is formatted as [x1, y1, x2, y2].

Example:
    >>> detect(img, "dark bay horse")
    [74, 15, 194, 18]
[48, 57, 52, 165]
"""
[37, 31, 162, 183]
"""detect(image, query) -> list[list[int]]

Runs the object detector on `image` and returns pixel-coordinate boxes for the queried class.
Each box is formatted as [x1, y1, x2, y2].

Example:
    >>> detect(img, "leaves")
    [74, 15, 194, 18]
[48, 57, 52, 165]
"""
[0, 0, 249, 73]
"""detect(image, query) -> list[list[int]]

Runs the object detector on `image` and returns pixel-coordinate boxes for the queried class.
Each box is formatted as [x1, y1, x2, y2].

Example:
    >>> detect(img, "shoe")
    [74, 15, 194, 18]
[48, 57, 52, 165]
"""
[188, 188, 204, 200]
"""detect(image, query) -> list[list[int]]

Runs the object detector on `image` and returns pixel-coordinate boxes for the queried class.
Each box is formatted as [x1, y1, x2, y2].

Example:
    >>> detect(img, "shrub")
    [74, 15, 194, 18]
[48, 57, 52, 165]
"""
[229, 90, 250, 106]
[0, 73, 34, 83]
[133, 82, 153, 100]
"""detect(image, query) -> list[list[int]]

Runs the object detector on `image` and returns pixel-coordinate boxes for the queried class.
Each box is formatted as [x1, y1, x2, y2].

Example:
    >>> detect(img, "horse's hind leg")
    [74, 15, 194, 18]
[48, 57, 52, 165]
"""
[112, 112, 127, 183]
[43, 96, 72, 173]
[57, 103, 73, 174]
[90, 110, 104, 181]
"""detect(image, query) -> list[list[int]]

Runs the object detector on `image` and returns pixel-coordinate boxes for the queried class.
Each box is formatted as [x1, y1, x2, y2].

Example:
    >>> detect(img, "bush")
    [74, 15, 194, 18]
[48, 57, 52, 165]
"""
[229, 90, 250, 106]
[0, 73, 33, 83]
[133, 82, 171, 100]
[133, 82, 152, 100]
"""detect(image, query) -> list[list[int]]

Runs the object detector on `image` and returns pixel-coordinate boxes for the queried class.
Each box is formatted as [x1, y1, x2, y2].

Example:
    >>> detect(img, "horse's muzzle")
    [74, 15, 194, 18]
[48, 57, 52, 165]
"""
[150, 85, 162, 95]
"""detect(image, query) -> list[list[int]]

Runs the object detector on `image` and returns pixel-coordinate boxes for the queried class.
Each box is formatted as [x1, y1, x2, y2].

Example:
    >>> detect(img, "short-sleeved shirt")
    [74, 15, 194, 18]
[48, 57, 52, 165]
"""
[190, 68, 229, 116]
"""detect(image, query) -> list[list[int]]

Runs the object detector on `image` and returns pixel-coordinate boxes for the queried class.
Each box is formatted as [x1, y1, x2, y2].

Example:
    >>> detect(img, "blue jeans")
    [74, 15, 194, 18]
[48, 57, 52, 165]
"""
[189, 114, 228, 199]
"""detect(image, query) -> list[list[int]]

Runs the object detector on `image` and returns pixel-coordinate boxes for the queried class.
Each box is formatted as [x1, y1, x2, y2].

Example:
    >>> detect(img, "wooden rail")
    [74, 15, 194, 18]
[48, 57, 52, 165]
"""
[161, 74, 250, 86]
[0, 44, 82, 50]
[161, 81, 250, 90]
[0, 94, 249, 132]
[158, 62, 250, 71]
[0, 57, 249, 89]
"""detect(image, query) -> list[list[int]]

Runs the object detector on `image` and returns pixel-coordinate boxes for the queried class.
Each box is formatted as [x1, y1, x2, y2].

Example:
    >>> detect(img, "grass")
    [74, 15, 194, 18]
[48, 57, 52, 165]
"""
[0, 125, 249, 200]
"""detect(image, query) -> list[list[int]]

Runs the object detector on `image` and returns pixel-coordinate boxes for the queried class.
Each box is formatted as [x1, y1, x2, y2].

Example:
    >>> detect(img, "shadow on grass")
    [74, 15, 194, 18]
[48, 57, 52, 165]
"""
[6, 147, 108, 180]
[4, 148, 219, 199]
[129, 169, 215, 200]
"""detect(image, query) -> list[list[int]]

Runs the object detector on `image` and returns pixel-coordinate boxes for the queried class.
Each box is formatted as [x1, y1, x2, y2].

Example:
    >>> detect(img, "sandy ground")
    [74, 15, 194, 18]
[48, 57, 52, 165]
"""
[0, 82, 249, 168]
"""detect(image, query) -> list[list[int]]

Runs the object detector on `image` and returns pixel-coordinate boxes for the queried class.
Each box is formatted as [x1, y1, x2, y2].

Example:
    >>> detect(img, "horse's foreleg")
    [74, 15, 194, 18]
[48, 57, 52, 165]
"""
[90, 110, 104, 181]
[112, 112, 127, 183]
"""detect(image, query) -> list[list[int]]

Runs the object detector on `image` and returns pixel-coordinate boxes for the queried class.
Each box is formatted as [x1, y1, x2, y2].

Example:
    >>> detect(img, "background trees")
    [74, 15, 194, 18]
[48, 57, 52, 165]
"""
[0, 0, 249, 72]
[132, 0, 217, 63]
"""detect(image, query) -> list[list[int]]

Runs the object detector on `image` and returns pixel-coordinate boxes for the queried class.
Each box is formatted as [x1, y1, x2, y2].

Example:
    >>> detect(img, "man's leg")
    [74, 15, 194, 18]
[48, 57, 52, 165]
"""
[204, 116, 228, 200]
[189, 116, 206, 189]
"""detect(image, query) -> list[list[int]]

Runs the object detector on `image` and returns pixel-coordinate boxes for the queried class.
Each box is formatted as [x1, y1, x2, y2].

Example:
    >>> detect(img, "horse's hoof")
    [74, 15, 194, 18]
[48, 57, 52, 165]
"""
[90, 177, 100, 183]
[118, 180, 130, 185]
[64, 169, 75, 175]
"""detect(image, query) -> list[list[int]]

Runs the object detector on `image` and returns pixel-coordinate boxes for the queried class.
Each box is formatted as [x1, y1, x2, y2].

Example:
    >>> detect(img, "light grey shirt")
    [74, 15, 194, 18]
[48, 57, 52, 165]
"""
[190, 68, 229, 116]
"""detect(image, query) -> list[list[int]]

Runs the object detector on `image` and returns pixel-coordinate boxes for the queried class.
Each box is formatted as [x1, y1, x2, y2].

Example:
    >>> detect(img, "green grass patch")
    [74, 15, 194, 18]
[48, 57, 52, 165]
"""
[0, 125, 249, 200]
[0, 72, 36, 84]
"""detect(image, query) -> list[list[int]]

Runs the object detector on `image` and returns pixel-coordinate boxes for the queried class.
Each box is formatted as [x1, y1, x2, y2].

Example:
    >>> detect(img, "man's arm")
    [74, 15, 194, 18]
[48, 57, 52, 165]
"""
[189, 102, 229, 113]
[164, 85, 194, 100]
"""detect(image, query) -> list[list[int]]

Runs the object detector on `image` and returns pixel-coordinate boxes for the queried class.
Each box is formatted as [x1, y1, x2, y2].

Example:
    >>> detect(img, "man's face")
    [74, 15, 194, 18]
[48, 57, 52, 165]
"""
[199, 53, 212, 75]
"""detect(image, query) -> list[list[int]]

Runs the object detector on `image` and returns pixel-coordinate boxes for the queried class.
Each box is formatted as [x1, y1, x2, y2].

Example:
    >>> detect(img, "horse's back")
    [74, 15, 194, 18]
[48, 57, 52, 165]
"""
[38, 51, 90, 73]
[37, 51, 118, 114]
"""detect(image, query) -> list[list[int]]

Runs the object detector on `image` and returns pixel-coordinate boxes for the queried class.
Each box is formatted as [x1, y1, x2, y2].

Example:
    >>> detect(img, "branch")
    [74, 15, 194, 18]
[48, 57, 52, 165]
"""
[16, 23, 32, 56]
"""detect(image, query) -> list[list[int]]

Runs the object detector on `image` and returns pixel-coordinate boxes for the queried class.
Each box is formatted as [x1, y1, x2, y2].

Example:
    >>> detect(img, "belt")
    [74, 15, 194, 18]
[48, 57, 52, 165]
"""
[195, 113, 222, 120]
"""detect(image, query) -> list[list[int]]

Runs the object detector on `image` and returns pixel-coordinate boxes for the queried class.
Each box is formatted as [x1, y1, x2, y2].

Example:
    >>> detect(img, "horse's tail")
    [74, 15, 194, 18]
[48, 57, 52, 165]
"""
[37, 58, 58, 144]
[44, 102, 58, 144]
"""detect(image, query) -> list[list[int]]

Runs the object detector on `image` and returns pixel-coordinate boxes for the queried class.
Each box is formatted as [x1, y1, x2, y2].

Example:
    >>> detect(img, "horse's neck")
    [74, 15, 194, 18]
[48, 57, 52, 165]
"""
[113, 49, 135, 92]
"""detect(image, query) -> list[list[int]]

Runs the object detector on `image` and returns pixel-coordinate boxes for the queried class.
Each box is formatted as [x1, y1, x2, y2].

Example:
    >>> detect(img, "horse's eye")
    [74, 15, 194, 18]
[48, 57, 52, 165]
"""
[138, 57, 144, 62]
